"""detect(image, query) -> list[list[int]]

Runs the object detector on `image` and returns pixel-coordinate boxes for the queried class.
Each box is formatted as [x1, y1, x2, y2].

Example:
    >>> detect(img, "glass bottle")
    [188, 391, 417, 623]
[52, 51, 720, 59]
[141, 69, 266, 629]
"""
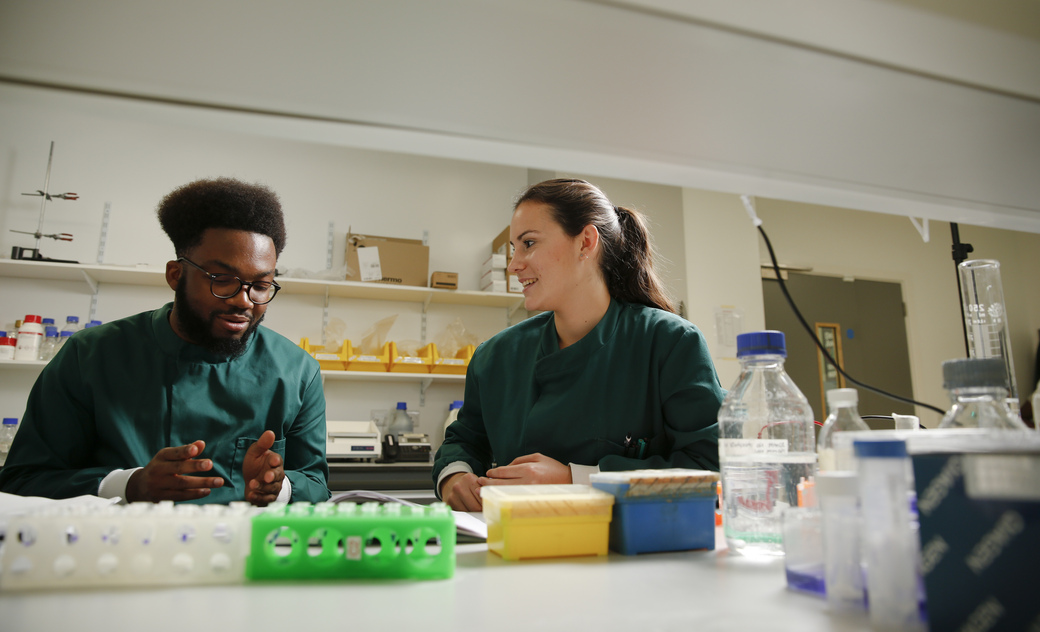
[817, 388, 870, 472]
[939, 357, 1027, 429]
[718, 330, 817, 557]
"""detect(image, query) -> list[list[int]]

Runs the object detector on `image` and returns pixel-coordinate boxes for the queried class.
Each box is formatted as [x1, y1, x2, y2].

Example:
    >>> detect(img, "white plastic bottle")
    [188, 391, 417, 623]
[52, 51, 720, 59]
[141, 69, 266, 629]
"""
[817, 388, 870, 472]
[718, 330, 817, 557]
[14, 314, 45, 361]
[388, 402, 414, 436]
[443, 400, 463, 439]
[0, 417, 19, 465]
[0, 334, 15, 360]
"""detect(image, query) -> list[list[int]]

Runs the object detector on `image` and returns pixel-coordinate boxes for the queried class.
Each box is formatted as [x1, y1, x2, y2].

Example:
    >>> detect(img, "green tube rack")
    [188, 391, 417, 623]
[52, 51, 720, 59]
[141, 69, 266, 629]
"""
[245, 501, 456, 581]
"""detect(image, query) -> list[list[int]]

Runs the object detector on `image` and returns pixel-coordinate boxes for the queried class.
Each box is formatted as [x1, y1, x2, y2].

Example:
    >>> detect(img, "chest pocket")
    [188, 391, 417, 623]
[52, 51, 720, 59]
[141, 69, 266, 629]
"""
[230, 436, 287, 496]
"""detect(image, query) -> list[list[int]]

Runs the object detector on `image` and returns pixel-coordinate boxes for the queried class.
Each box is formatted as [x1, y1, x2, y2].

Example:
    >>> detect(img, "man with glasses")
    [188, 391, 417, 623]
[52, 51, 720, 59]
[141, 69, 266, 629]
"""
[0, 178, 329, 506]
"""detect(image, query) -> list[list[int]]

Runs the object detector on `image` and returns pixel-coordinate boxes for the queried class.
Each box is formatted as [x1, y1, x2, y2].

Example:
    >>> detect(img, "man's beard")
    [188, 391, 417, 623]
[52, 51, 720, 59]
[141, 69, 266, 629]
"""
[174, 278, 264, 358]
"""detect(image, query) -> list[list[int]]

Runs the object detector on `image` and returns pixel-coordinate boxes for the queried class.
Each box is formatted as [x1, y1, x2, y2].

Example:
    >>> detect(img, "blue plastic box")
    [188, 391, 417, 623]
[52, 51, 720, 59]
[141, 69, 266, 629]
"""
[590, 469, 719, 555]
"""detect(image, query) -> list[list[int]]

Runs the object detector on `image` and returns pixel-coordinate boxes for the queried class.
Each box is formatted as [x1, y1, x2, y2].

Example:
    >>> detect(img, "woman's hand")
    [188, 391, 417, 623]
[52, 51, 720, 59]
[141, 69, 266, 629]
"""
[479, 453, 572, 486]
[440, 472, 483, 511]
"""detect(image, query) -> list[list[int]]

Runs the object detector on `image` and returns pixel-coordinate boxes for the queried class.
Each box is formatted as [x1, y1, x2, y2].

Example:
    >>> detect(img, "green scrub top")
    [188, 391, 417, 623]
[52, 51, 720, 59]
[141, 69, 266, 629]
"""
[434, 299, 724, 481]
[0, 304, 329, 503]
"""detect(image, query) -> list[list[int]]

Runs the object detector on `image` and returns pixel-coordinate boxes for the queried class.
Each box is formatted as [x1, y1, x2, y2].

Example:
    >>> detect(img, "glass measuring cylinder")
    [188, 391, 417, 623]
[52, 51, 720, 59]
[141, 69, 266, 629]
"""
[958, 259, 1018, 401]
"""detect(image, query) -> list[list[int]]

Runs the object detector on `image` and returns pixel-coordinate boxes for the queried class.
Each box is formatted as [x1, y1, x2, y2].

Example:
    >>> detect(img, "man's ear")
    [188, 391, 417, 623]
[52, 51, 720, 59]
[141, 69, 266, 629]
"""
[165, 260, 182, 291]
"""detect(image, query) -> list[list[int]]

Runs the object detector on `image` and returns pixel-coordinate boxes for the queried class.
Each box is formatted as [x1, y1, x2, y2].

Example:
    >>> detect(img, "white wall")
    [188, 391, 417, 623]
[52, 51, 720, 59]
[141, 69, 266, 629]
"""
[1, 0, 1038, 233]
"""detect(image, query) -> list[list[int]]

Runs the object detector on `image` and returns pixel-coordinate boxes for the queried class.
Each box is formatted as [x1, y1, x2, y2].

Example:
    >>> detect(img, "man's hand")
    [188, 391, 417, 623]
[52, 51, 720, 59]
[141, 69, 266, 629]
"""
[440, 472, 483, 511]
[125, 440, 224, 503]
[243, 430, 284, 506]
[478, 453, 572, 486]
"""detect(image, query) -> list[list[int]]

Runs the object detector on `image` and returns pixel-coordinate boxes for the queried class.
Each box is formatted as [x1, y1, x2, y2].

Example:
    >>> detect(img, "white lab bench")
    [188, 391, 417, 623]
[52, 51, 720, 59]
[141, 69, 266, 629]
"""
[0, 526, 871, 632]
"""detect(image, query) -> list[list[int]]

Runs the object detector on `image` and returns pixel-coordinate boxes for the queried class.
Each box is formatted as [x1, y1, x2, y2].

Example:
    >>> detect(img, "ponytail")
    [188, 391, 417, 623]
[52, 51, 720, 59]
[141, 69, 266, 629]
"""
[514, 179, 676, 314]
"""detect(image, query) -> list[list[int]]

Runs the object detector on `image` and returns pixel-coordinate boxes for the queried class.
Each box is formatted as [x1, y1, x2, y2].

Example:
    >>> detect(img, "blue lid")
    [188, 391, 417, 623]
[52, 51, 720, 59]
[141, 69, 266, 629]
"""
[45, 326, 58, 336]
[736, 330, 787, 358]
[853, 439, 907, 458]
[42, 318, 55, 325]
[450, 400, 464, 410]
[60, 331, 74, 337]
[2, 418, 18, 425]
[396, 402, 407, 410]
[66, 316, 79, 323]
[0, 331, 6, 337]
[85, 320, 102, 327]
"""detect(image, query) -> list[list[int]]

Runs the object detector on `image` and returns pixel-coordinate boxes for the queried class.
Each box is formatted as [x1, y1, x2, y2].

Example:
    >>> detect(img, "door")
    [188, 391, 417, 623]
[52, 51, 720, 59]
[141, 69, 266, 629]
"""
[763, 273, 915, 424]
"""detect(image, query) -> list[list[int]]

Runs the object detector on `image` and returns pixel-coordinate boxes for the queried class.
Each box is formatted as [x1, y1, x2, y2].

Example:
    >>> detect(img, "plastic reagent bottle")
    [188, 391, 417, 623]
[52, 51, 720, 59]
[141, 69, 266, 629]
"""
[14, 314, 45, 361]
[718, 330, 817, 557]
[443, 400, 464, 439]
[817, 388, 870, 472]
[388, 402, 414, 435]
[939, 357, 1027, 429]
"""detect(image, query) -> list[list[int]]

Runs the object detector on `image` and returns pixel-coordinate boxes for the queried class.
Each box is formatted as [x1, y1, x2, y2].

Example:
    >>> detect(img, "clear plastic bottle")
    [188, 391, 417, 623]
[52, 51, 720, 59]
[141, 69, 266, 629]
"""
[56, 329, 74, 354]
[14, 314, 45, 361]
[817, 388, 870, 472]
[61, 315, 81, 335]
[443, 400, 463, 439]
[939, 357, 1027, 429]
[719, 330, 817, 557]
[388, 402, 414, 436]
[38, 326, 60, 361]
[0, 417, 19, 465]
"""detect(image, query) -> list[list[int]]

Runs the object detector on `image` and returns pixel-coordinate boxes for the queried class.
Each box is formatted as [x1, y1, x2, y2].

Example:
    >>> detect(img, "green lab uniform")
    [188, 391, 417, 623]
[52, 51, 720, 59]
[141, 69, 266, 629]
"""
[0, 304, 330, 503]
[434, 299, 725, 481]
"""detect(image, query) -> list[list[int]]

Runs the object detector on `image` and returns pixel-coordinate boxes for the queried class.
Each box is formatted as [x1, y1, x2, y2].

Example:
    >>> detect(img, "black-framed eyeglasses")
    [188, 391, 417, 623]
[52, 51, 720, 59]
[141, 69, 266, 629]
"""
[178, 257, 281, 305]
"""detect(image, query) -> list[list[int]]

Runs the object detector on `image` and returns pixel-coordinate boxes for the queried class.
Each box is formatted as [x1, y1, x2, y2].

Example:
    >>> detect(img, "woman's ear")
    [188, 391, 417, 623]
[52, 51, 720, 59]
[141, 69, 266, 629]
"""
[579, 224, 601, 259]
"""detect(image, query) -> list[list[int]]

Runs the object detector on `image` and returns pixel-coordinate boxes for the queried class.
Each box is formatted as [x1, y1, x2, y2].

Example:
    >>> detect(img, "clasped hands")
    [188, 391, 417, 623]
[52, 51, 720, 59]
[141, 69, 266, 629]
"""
[125, 430, 283, 506]
[440, 452, 571, 511]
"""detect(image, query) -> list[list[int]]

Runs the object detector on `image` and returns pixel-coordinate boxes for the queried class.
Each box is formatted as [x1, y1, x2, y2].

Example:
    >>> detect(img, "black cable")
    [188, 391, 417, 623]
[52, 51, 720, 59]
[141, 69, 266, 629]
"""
[758, 224, 946, 415]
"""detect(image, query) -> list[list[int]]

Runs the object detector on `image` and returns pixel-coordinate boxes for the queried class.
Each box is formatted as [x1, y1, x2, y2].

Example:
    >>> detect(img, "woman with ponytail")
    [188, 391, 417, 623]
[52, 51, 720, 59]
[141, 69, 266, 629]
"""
[434, 179, 724, 511]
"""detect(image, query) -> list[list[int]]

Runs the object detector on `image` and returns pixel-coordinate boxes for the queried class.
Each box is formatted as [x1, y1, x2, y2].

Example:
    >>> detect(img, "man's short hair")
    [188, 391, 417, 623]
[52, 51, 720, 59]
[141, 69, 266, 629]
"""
[157, 177, 287, 257]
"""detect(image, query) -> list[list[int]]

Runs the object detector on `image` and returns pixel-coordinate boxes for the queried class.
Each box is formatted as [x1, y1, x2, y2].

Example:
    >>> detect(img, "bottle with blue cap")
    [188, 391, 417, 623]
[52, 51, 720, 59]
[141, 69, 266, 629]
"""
[442, 400, 464, 440]
[388, 401, 415, 436]
[718, 330, 817, 557]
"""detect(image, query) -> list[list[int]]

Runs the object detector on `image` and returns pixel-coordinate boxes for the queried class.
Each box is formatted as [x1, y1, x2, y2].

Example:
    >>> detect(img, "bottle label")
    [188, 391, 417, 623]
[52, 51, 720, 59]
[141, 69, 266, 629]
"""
[719, 438, 788, 458]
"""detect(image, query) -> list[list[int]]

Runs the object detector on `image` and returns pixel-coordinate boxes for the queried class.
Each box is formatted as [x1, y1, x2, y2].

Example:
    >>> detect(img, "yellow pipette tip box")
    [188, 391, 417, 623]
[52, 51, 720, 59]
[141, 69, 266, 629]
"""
[480, 484, 614, 561]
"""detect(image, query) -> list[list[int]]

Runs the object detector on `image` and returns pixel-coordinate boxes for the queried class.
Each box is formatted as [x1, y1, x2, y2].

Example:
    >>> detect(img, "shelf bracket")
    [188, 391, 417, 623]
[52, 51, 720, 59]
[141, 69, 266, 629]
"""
[420, 293, 433, 344]
[78, 269, 99, 294]
[507, 299, 526, 324]
[909, 216, 930, 243]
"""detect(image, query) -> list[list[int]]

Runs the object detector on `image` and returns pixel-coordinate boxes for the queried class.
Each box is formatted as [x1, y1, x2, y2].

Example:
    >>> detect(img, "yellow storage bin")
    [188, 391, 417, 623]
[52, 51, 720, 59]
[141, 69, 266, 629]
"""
[347, 342, 391, 372]
[432, 344, 475, 375]
[389, 341, 434, 373]
[299, 338, 351, 371]
[481, 485, 614, 560]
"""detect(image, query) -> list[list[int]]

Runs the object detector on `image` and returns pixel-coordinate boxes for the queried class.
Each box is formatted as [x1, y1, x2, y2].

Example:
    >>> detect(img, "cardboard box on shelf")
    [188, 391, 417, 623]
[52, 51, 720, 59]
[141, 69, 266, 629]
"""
[507, 274, 522, 294]
[481, 268, 506, 286]
[492, 226, 513, 259]
[481, 279, 507, 293]
[430, 271, 458, 290]
[481, 253, 507, 276]
[345, 232, 429, 287]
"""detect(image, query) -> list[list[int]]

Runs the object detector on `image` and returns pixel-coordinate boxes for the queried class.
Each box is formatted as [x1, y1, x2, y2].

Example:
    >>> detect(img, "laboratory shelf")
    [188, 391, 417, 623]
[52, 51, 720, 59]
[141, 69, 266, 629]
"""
[0, 259, 524, 309]
[320, 370, 465, 383]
